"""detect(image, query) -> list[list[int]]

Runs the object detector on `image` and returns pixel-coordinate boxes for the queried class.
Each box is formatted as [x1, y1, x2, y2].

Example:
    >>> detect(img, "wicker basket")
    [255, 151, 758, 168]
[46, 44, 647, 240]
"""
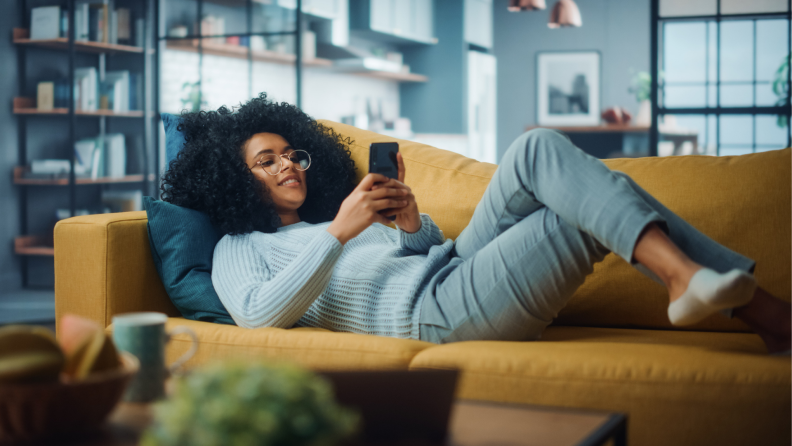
[0, 352, 139, 443]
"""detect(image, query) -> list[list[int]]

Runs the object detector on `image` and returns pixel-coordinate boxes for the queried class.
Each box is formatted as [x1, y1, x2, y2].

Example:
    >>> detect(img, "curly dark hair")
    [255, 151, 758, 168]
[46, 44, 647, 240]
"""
[161, 93, 357, 235]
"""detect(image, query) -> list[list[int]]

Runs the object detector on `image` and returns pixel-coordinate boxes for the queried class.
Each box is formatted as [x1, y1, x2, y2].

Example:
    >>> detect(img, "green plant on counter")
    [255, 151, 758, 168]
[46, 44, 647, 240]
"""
[629, 71, 651, 103]
[181, 81, 207, 113]
[773, 53, 790, 128]
[141, 362, 360, 446]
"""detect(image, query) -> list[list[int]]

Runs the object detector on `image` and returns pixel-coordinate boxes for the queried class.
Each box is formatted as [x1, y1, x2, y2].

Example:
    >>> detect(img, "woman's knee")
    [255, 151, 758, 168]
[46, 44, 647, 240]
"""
[507, 128, 579, 161]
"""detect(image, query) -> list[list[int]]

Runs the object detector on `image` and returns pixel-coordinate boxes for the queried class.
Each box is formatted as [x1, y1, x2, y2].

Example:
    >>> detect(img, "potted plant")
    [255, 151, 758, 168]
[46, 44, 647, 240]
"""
[629, 71, 652, 127]
[773, 53, 790, 128]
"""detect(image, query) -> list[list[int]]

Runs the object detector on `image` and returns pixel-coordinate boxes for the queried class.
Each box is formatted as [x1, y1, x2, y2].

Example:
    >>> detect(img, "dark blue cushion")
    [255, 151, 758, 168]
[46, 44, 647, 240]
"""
[161, 112, 185, 167]
[143, 196, 235, 325]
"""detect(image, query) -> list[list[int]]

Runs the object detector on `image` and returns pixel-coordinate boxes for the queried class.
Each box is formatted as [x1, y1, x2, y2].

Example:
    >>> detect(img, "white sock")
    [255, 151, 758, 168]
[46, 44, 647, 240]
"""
[668, 268, 756, 326]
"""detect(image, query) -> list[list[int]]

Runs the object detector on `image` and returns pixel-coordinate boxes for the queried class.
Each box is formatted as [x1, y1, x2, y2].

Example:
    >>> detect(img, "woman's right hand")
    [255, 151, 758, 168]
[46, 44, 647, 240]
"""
[327, 173, 409, 245]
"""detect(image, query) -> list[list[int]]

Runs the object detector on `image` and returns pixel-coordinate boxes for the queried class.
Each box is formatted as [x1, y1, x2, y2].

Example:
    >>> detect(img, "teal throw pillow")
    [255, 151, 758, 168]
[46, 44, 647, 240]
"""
[144, 196, 235, 325]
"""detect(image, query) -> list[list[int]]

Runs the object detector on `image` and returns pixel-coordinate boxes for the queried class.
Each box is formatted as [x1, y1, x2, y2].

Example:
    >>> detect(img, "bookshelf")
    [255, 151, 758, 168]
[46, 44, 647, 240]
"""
[13, 0, 156, 284]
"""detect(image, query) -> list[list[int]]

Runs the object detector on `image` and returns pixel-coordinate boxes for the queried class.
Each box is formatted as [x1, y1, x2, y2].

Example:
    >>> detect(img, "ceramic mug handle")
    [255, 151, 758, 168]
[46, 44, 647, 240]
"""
[166, 326, 198, 373]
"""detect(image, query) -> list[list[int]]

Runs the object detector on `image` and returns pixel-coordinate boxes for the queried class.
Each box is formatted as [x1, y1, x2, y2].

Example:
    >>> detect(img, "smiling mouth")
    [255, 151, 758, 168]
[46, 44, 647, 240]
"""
[279, 179, 300, 186]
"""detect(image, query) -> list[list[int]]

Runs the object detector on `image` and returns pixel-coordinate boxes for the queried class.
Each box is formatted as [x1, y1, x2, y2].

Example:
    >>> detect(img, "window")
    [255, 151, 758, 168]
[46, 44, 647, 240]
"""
[651, 0, 790, 156]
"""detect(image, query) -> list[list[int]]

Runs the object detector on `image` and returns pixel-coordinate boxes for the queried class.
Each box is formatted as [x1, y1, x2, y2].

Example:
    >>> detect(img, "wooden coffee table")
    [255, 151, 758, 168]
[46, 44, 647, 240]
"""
[65, 399, 625, 446]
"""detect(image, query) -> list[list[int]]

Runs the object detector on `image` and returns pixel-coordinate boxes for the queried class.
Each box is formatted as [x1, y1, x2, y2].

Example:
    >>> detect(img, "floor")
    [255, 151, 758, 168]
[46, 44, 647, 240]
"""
[0, 288, 56, 329]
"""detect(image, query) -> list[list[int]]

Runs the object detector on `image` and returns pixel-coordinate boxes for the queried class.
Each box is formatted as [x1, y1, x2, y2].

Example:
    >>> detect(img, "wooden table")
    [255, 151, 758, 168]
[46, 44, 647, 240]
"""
[31, 400, 625, 446]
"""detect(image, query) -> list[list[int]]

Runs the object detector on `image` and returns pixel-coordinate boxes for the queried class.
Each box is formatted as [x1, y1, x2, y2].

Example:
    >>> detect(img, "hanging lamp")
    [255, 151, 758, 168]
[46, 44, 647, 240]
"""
[508, 0, 546, 11]
[548, 0, 582, 28]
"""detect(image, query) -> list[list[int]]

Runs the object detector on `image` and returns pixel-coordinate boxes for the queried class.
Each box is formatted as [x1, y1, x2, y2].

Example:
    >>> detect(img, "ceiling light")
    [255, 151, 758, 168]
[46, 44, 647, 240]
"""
[548, 0, 582, 28]
[508, 0, 547, 11]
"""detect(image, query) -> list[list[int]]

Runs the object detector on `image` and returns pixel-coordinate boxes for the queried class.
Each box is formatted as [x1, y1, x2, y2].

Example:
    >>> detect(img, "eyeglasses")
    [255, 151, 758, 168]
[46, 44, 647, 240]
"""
[253, 150, 311, 176]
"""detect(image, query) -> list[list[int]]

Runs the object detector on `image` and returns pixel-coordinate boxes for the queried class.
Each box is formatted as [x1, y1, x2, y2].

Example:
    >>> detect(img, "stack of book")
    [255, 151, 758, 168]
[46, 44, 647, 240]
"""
[37, 68, 142, 112]
[27, 133, 126, 181]
[30, 1, 145, 46]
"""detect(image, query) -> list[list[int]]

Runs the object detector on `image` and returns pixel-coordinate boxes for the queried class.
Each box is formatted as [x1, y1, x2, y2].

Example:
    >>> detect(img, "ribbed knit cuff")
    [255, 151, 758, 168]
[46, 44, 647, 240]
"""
[398, 213, 445, 254]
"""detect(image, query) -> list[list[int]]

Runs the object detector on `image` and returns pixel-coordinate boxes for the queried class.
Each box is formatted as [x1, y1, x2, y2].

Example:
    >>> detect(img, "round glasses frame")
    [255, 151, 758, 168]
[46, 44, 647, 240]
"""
[253, 150, 311, 176]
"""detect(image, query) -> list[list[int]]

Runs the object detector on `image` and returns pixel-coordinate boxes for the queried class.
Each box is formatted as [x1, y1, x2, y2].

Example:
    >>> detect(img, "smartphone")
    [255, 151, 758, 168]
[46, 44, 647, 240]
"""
[369, 142, 399, 180]
[369, 142, 399, 220]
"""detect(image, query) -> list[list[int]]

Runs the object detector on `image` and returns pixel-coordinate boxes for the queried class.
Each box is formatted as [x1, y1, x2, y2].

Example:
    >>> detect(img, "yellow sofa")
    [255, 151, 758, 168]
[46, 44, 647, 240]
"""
[54, 122, 791, 446]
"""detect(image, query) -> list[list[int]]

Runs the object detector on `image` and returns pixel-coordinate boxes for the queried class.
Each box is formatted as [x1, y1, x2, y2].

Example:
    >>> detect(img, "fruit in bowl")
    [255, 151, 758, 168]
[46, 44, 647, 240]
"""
[0, 315, 139, 443]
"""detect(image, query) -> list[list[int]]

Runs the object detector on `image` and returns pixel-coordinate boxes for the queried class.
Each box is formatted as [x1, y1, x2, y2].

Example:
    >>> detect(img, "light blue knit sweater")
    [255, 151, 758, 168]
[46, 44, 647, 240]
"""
[211, 213, 454, 340]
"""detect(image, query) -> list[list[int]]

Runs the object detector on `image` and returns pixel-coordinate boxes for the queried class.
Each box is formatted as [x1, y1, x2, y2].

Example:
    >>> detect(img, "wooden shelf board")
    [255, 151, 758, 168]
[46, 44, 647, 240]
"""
[166, 41, 426, 81]
[15, 236, 54, 257]
[13, 28, 148, 54]
[525, 125, 651, 133]
[166, 40, 332, 67]
[13, 98, 145, 118]
[14, 167, 155, 186]
[338, 70, 428, 82]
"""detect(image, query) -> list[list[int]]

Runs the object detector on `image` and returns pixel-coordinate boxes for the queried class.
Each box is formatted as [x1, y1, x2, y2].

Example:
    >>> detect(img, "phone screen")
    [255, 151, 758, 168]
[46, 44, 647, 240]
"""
[369, 142, 399, 180]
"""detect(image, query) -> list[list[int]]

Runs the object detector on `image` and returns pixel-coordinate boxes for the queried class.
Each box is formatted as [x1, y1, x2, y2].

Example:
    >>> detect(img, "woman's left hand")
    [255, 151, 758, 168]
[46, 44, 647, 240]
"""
[372, 152, 422, 233]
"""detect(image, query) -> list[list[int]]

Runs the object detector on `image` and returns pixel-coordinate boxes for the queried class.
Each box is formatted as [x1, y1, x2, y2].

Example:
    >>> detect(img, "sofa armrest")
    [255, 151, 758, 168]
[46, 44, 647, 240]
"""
[54, 211, 180, 336]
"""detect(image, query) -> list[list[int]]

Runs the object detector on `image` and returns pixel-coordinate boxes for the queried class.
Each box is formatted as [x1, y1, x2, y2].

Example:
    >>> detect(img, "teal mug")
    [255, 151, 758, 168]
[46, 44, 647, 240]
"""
[112, 312, 198, 402]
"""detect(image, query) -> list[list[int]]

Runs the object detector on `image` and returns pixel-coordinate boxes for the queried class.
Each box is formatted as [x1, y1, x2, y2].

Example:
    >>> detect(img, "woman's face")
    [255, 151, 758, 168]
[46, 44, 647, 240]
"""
[244, 132, 308, 217]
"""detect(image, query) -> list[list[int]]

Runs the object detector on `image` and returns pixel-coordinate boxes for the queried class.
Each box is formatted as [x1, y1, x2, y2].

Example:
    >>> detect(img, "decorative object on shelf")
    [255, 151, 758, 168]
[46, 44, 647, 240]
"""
[30, 6, 61, 40]
[508, 0, 546, 11]
[774, 53, 790, 128]
[168, 25, 188, 38]
[601, 107, 632, 125]
[629, 70, 651, 127]
[548, 0, 582, 28]
[36, 81, 54, 110]
[537, 51, 600, 126]
[141, 361, 360, 446]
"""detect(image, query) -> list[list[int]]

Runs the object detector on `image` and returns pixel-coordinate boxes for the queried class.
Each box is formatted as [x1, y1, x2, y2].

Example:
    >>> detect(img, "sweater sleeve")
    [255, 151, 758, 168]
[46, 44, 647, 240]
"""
[212, 230, 343, 329]
[397, 213, 445, 254]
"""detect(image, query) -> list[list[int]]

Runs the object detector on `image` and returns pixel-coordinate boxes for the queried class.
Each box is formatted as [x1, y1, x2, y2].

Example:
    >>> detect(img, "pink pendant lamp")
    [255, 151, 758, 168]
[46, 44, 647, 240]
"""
[508, 0, 546, 11]
[548, 0, 582, 28]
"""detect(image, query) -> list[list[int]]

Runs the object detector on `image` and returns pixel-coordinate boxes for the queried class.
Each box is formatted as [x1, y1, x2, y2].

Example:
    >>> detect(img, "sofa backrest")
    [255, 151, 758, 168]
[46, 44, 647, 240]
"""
[320, 120, 791, 332]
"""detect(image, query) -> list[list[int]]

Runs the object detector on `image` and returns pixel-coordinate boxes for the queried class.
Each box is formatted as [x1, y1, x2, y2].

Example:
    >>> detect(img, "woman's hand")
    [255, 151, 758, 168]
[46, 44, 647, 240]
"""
[371, 152, 422, 234]
[327, 172, 410, 245]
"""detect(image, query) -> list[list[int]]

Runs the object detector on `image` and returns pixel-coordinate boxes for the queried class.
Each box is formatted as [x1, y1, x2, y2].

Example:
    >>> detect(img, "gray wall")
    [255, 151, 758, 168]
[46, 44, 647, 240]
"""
[0, 2, 21, 290]
[493, 0, 650, 160]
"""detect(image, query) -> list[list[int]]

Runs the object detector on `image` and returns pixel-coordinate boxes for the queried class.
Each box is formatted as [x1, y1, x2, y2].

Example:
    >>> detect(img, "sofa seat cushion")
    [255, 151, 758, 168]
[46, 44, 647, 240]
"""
[107, 318, 435, 371]
[409, 326, 790, 446]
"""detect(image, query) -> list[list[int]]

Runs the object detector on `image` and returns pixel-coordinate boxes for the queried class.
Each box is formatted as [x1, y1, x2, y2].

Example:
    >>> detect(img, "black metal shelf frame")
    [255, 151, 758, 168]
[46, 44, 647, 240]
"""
[649, 0, 792, 156]
[15, 0, 157, 286]
[157, 0, 304, 110]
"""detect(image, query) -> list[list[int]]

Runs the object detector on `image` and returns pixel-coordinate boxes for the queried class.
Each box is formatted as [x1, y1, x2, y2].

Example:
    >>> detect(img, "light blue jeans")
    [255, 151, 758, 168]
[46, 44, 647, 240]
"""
[418, 129, 756, 344]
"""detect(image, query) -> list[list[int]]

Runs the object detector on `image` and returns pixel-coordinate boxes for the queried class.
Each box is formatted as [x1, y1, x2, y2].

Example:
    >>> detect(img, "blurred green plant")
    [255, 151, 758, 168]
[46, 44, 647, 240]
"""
[181, 81, 207, 112]
[629, 71, 652, 103]
[141, 362, 360, 446]
[773, 53, 790, 128]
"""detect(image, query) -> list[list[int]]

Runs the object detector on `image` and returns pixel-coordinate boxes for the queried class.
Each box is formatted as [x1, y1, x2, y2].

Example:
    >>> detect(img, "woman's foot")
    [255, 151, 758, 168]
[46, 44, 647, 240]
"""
[734, 287, 792, 355]
[667, 268, 756, 326]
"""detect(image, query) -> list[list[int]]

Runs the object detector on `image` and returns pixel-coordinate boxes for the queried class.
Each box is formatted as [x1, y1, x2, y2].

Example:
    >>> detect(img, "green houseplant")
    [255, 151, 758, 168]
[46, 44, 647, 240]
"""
[773, 53, 790, 128]
[141, 362, 359, 446]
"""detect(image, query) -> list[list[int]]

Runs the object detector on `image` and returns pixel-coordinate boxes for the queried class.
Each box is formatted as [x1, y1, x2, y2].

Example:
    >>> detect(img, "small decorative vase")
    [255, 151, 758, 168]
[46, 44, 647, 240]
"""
[635, 100, 651, 126]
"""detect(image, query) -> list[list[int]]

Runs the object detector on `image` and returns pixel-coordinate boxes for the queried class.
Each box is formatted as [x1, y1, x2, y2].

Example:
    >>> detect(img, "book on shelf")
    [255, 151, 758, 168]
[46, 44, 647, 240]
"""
[74, 67, 98, 111]
[105, 133, 127, 178]
[31, 159, 71, 175]
[99, 70, 141, 112]
[73, 132, 127, 179]
[30, 6, 61, 40]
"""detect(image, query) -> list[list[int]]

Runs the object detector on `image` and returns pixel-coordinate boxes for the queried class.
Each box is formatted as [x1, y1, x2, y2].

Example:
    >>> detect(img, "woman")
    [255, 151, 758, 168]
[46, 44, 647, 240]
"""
[163, 94, 790, 353]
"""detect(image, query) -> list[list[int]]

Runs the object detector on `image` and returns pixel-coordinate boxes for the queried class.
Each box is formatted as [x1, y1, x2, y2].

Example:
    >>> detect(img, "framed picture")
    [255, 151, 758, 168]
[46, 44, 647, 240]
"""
[537, 51, 601, 126]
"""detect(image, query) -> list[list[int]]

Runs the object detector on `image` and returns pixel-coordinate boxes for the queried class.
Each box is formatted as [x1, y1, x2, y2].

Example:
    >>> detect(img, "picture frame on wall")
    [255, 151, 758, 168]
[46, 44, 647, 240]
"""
[537, 51, 601, 126]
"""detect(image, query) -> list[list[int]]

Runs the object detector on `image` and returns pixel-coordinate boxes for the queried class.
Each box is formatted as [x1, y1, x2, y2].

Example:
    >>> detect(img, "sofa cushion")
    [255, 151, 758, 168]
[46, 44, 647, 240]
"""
[317, 120, 790, 332]
[161, 112, 185, 167]
[112, 318, 435, 371]
[409, 326, 791, 446]
[143, 197, 234, 325]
